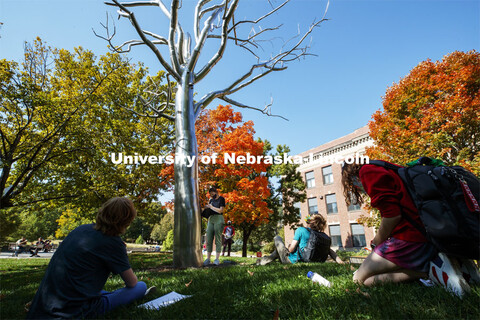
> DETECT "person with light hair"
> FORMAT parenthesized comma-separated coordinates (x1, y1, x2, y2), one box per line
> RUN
(27, 197, 155, 319)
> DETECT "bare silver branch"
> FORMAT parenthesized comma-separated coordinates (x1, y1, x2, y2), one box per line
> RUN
(106, 0, 180, 80)
(220, 96, 288, 121)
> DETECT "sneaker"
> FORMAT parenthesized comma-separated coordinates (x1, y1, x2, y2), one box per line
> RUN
(145, 286, 157, 297)
(429, 253, 471, 297)
(203, 258, 211, 266)
(459, 259, 480, 285)
(213, 259, 220, 266)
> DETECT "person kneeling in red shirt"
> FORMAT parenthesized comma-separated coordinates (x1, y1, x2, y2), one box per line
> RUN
(341, 162, 437, 286)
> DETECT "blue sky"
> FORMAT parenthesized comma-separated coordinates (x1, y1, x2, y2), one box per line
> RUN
(0, 0, 478, 156)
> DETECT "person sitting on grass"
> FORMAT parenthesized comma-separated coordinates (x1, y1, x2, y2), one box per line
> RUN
(13, 236, 28, 257)
(29, 237, 45, 257)
(258, 214, 344, 265)
(27, 197, 155, 319)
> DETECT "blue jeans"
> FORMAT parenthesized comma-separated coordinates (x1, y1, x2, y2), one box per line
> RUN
(99, 281, 147, 314)
(14, 246, 26, 256)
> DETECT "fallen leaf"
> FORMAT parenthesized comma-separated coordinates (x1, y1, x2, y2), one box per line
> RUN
(0, 294, 5, 301)
(185, 280, 193, 287)
(247, 270, 254, 276)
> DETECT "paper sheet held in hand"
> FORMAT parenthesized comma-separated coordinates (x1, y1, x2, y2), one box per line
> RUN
(138, 291, 192, 310)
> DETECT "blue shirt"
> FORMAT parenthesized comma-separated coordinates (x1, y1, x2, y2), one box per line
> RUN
(27, 224, 131, 319)
(288, 227, 311, 263)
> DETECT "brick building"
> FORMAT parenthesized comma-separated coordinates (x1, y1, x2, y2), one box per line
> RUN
(284, 125, 376, 250)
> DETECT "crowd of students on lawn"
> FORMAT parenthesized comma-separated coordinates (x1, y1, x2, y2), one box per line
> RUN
(25, 161, 479, 318)
(13, 237, 54, 257)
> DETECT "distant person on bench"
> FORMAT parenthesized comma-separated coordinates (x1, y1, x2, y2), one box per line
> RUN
(29, 238, 44, 257)
(13, 236, 28, 257)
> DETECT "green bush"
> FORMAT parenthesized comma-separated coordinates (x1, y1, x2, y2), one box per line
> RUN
(163, 230, 174, 250)
(262, 241, 275, 254)
(230, 240, 243, 252)
(336, 248, 370, 261)
(135, 235, 144, 244)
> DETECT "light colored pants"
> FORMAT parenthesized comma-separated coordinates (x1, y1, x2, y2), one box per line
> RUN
(206, 215, 225, 253)
(259, 236, 292, 265)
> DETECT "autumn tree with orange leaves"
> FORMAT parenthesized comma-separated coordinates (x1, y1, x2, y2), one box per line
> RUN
(161, 105, 272, 256)
(367, 50, 480, 175)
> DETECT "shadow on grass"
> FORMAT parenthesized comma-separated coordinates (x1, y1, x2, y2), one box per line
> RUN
(1, 253, 479, 319)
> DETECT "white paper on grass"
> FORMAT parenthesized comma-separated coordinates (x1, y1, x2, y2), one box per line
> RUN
(138, 291, 192, 310)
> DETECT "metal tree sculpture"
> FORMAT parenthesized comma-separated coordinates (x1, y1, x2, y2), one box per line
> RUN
(100, 0, 328, 268)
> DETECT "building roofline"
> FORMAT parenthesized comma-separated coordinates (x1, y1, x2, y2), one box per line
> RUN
(297, 125, 370, 157)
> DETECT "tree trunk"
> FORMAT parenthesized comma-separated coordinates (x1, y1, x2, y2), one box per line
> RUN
(241, 226, 253, 258)
(173, 70, 202, 268)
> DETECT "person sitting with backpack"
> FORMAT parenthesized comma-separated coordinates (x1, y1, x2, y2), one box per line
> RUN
(257, 214, 343, 265)
(341, 162, 442, 287)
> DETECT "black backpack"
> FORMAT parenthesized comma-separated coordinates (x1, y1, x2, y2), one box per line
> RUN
(298, 229, 331, 262)
(369, 157, 480, 260)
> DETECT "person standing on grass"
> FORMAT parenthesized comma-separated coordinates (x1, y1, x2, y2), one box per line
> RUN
(222, 221, 235, 257)
(341, 162, 441, 287)
(203, 187, 226, 266)
(27, 197, 155, 319)
(258, 214, 344, 265)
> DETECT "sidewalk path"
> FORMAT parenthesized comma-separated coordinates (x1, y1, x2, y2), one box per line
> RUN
(0, 251, 54, 259)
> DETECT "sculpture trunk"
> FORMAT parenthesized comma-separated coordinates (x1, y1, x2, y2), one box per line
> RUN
(173, 70, 202, 268)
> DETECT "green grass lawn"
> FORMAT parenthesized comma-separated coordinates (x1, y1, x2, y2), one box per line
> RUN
(1, 253, 479, 319)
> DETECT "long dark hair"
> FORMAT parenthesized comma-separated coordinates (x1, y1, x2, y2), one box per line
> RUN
(341, 163, 365, 207)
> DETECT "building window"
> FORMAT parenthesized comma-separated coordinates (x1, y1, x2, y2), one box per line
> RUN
(329, 225, 342, 248)
(325, 194, 338, 214)
(351, 223, 366, 247)
(322, 165, 333, 185)
(294, 202, 301, 219)
(305, 171, 315, 188)
(308, 197, 318, 214)
(348, 195, 361, 211)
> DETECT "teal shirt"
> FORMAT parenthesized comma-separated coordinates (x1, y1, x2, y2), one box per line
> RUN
(288, 227, 311, 263)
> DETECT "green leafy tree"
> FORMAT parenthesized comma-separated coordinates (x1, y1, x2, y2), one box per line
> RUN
(135, 235, 145, 244)
(11, 204, 62, 240)
(1, 39, 174, 239)
(248, 143, 306, 245)
(55, 206, 94, 239)
(163, 229, 174, 251)
(150, 212, 174, 243)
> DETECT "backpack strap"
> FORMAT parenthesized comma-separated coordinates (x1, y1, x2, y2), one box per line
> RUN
(367, 160, 402, 172)
(296, 228, 311, 263)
